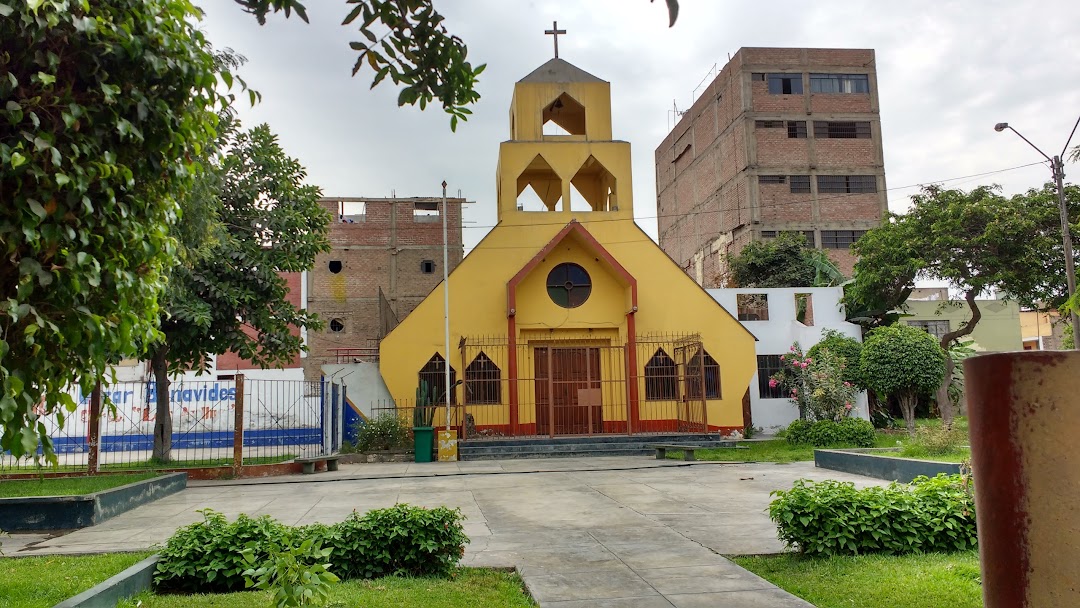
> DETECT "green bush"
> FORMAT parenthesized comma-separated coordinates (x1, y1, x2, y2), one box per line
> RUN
(242, 539, 339, 608)
(156, 510, 290, 592)
(785, 418, 875, 447)
(352, 412, 411, 452)
(769, 474, 977, 556)
(156, 505, 467, 592)
(807, 329, 865, 389)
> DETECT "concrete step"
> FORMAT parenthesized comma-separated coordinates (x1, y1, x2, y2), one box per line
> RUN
(459, 433, 726, 448)
(458, 436, 738, 461)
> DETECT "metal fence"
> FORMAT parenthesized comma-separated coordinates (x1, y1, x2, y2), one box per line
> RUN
(0, 375, 346, 474)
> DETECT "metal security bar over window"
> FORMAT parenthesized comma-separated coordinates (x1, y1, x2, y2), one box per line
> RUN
(759, 175, 787, 185)
(787, 121, 808, 139)
(821, 230, 869, 249)
(816, 175, 877, 194)
(813, 121, 872, 139)
(761, 230, 815, 245)
(757, 355, 786, 398)
(789, 175, 811, 193)
(810, 73, 870, 94)
(908, 319, 952, 340)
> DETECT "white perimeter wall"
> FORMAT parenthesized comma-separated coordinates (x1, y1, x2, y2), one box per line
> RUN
(708, 287, 869, 434)
(321, 362, 393, 419)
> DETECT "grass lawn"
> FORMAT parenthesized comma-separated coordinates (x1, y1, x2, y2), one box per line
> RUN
(0, 552, 153, 608)
(732, 551, 982, 608)
(0, 472, 160, 498)
(119, 569, 535, 607)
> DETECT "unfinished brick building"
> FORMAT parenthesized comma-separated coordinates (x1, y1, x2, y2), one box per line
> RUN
(655, 47, 889, 286)
(303, 197, 465, 379)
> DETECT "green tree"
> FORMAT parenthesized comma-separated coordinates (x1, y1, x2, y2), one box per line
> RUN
(1, 0, 232, 460)
(847, 185, 1057, 428)
(859, 324, 947, 435)
(806, 329, 864, 389)
(725, 232, 844, 288)
(230, 0, 680, 130)
(148, 121, 331, 461)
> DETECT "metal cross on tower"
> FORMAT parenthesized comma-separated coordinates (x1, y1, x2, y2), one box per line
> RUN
(545, 21, 566, 58)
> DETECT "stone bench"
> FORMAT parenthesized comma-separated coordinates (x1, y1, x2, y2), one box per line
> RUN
(647, 444, 700, 461)
(295, 455, 341, 474)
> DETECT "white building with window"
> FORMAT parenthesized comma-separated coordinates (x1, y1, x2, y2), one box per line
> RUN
(708, 286, 871, 434)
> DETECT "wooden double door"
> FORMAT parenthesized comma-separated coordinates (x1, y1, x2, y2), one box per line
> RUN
(534, 346, 603, 436)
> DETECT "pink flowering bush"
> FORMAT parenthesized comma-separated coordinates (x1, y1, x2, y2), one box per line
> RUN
(770, 343, 858, 422)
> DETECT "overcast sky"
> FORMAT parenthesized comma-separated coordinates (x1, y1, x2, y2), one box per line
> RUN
(198, 0, 1080, 251)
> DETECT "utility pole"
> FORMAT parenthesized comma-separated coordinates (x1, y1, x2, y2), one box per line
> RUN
(442, 181, 452, 429)
(995, 118, 1080, 348)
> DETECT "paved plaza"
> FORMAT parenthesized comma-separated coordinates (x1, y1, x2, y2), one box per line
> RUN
(7, 457, 884, 607)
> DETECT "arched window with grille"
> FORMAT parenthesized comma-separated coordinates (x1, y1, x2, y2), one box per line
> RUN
(685, 348, 721, 400)
(465, 352, 501, 404)
(418, 353, 457, 405)
(644, 349, 678, 401)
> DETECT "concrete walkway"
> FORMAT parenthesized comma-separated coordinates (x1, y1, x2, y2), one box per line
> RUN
(6, 458, 885, 607)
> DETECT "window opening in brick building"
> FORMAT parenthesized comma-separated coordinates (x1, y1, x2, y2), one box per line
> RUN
(813, 121, 872, 139)
(329, 318, 345, 332)
(517, 154, 563, 212)
(908, 319, 951, 340)
(810, 73, 870, 94)
(821, 230, 868, 249)
(816, 175, 877, 194)
(328, 260, 343, 274)
(413, 201, 440, 223)
(766, 74, 803, 95)
(795, 293, 814, 326)
(737, 293, 769, 321)
(686, 348, 721, 399)
(758, 175, 786, 185)
(760, 230, 815, 245)
(338, 201, 365, 223)
(757, 355, 786, 399)
(755, 120, 785, 129)
(419, 353, 457, 405)
(790, 175, 811, 193)
(464, 352, 501, 404)
(421, 260, 435, 274)
(787, 121, 807, 138)
(644, 348, 678, 401)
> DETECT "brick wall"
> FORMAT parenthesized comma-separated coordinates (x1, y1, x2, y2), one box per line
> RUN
(656, 47, 887, 289)
(303, 198, 464, 379)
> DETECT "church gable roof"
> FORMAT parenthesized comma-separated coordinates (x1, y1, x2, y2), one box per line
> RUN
(518, 58, 606, 84)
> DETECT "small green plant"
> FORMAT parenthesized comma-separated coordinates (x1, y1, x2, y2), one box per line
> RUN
(902, 425, 968, 458)
(352, 412, 411, 452)
(769, 474, 977, 556)
(243, 539, 340, 608)
(785, 418, 875, 448)
(413, 380, 436, 428)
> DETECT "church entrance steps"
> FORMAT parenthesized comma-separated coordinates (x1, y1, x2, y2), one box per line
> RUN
(458, 434, 735, 460)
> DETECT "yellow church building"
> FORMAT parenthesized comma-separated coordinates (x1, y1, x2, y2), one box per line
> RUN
(379, 57, 757, 439)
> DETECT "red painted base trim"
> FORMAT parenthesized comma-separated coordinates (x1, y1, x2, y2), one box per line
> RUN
(460, 421, 743, 439)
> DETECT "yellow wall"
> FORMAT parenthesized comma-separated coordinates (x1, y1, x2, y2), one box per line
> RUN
(904, 300, 1023, 352)
(379, 59, 757, 433)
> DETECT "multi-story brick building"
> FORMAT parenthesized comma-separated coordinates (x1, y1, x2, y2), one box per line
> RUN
(303, 196, 465, 379)
(655, 47, 889, 286)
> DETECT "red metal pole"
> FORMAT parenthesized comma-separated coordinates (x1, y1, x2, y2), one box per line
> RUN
(233, 374, 245, 472)
(965, 351, 1080, 607)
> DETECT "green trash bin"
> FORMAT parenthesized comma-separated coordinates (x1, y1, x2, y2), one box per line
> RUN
(413, 427, 434, 463)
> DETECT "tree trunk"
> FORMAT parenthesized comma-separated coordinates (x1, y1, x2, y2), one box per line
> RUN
(936, 290, 983, 431)
(937, 356, 956, 430)
(899, 392, 918, 436)
(151, 345, 172, 463)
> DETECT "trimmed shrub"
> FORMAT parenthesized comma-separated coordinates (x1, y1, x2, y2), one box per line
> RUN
(156, 510, 290, 592)
(769, 474, 977, 556)
(352, 412, 411, 452)
(785, 418, 875, 448)
(155, 504, 467, 592)
(807, 329, 865, 389)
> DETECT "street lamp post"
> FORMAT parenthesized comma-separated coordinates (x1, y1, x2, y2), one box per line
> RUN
(995, 118, 1080, 348)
